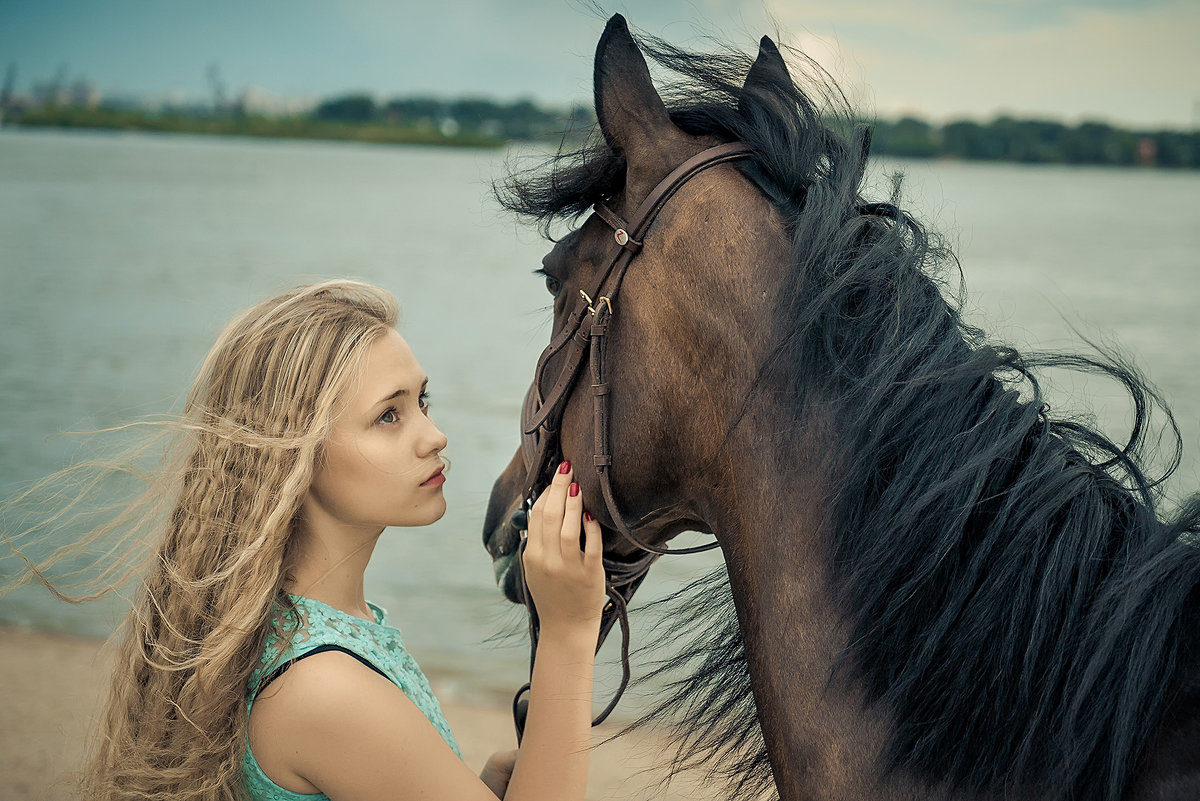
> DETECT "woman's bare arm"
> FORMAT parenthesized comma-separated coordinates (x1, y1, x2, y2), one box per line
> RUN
(248, 463, 606, 800)
(504, 462, 605, 799)
(250, 652, 501, 800)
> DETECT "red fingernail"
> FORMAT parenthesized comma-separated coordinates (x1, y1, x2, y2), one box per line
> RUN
(569, 482, 579, 497)
(558, 461, 571, 474)
(584, 511, 594, 522)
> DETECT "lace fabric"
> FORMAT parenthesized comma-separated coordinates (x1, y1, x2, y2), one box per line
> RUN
(243, 594, 462, 800)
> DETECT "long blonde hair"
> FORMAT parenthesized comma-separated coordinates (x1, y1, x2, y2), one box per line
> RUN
(8, 280, 399, 800)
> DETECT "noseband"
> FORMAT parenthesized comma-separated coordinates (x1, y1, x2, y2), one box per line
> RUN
(511, 142, 752, 741)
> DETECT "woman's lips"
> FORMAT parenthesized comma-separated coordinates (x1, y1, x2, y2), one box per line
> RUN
(421, 466, 446, 487)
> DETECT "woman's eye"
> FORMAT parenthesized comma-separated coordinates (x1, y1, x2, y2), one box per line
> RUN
(418, 391, 431, 411)
(378, 408, 398, 425)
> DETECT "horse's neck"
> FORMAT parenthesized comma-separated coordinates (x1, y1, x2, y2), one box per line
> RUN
(1125, 594, 1200, 799)
(702, 440, 934, 801)
(704, 431, 1200, 801)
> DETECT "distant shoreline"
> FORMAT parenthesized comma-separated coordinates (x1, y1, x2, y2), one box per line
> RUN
(4, 107, 508, 149)
(6, 105, 1198, 168)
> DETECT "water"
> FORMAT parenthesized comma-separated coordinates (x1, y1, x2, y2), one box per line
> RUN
(1, 128, 1197, 710)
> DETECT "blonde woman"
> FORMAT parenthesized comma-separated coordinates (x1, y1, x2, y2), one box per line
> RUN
(13, 281, 606, 800)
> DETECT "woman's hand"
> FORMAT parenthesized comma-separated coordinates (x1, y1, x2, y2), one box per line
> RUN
(480, 749, 518, 798)
(521, 461, 606, 635)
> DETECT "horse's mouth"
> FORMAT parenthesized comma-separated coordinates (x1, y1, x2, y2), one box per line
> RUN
(483, 494, 525, 604)
(491, 549, 524, 604)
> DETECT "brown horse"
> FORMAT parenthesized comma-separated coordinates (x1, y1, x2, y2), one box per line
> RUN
(483, 15, 1200, 801)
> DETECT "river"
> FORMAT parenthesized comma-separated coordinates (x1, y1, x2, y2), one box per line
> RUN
(1, 127, 1196, 708)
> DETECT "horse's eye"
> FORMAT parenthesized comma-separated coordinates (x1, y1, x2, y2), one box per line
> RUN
(534, 268, 562, 297)
(543, 274, 562, 296)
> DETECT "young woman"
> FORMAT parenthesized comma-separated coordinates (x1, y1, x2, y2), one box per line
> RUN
(15, 280, 607, 800)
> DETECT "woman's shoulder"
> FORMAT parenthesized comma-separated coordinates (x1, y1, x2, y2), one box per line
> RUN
(251, 644, 400, 725)
(248, 593, 462, 757)
(246, 648, 410, 796)
(247, 649, 486, 800)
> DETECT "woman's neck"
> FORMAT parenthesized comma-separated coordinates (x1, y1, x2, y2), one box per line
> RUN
(286, 502, 384, 622)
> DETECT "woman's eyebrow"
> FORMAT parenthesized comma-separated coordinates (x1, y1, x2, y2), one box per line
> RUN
(375, 377, 429, 406)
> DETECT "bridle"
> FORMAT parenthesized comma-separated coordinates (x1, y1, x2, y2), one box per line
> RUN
(510, 141, 753, 741)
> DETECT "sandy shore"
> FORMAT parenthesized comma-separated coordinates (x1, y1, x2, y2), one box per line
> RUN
(0, 625, 710, 800)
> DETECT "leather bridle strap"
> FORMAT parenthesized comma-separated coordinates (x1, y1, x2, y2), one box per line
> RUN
(522, 142, 753, 518)
(512, 141, 752, 743)
(582, 141, 752, 555)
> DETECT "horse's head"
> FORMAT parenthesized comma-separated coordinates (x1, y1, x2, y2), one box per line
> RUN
(483, 16, 795, 601)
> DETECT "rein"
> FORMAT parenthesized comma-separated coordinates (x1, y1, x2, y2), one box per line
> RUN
(511, 141, 753, 742)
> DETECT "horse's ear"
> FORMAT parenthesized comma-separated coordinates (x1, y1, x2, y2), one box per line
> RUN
(740, 35, 791, 115)
(593, 14, 676, 157)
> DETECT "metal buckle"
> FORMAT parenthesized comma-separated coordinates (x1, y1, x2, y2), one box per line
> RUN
(579, 289, 613, 316)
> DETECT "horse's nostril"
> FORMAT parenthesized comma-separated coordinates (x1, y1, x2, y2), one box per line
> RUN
(510, 508, 528, 530)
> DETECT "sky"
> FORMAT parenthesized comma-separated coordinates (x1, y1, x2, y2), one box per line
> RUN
(2, 0, 1197, 129)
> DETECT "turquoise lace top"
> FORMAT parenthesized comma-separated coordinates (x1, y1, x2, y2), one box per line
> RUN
(242, 594, 462, 800)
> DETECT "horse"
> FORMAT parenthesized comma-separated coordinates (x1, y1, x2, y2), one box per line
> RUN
(482, 15, 1200, 801)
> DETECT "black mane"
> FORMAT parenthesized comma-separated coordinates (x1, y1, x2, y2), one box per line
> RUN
(499, 32, 1200, 801)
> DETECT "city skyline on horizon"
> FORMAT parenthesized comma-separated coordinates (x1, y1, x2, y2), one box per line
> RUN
(3, 0, 1198, 130)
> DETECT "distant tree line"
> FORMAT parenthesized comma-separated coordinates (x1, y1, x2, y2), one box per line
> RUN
(869, 116, 1199, 168)
(303, 94, 1200, 167)
(7, 86, 1198, 167)
(313, 94, 593, 142)
(309, 93, 1200, 168)
(5, 92, 596, 148)
(12, 106, 512, 147)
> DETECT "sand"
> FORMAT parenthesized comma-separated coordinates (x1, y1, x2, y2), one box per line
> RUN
(0, 625, 710, 800)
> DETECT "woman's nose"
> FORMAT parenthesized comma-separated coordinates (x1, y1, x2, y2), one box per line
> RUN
(421, 416, 448, 455)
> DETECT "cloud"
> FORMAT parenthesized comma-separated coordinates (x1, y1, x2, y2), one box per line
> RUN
(762, 0, 1199, 126)
(4, 0, 1194, 126)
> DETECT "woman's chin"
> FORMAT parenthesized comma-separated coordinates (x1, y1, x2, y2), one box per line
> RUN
(389, 497, 448, 528)
(418, 497, 448, 526)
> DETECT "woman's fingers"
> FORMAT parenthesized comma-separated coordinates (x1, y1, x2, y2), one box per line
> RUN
(560, 478, 583, 561)
(539, 461, 573, 560)
(520, 461, 609, 628)
(524, 461, 572, 565)
(581, 509, 602, 570)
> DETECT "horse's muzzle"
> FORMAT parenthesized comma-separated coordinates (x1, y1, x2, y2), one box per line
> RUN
(483, 518, 524, 603)
(482, 451, 528, 603)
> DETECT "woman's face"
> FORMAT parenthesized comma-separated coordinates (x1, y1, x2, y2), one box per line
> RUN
(305, 329, 448, 531)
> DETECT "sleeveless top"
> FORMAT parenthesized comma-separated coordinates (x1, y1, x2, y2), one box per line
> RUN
(242, 594, 462, 800)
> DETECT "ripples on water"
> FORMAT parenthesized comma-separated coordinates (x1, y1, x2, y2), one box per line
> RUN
(1, 128, 1197, 709)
